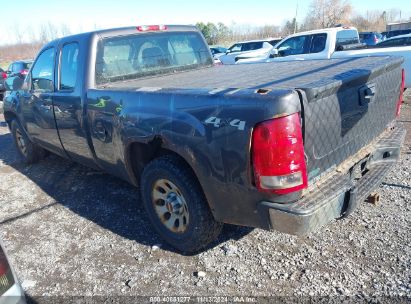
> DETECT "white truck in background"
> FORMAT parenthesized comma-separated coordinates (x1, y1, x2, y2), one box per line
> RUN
(237, 26, 411, 87)
(218, 38, 282, 64)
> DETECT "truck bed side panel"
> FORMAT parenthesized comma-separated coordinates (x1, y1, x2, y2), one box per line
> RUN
(85, 88, 302, 227)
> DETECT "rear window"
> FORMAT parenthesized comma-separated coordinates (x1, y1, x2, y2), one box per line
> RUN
(95, 31, 212, 84)
(336, 30, 359, 48)
(23, 62, 32, 70)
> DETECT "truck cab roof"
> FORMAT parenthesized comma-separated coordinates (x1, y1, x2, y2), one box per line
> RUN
(42, 25, 199, 49)
(284, 26, 357, 38)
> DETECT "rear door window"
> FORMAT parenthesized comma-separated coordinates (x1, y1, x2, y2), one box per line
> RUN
(59, 42, 79, 91)
(242, 42, 264, 51)
(309, 34, 327, 53)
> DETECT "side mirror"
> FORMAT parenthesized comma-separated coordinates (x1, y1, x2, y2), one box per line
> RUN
(226, 50, 231, 54)
(269, 49, 279, 58)
(4, 76, 24, 91)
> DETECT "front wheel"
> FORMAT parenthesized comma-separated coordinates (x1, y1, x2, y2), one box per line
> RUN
(11, 119, 47, 164)
(140, 155, 223, 253)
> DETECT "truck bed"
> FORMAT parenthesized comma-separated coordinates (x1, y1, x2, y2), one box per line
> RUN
(101, 56, 404, 183)
(102, 56, 403, 99)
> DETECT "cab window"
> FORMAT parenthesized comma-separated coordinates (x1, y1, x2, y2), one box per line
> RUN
(310, 34, 327, 53)
(242, 42, 264, 51)
(277, 35, 309, 56)
(31, 48, 55, 92)
(60, 43, 79, 91)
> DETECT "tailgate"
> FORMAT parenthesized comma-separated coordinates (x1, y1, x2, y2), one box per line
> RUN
(301, 56, 403, 182)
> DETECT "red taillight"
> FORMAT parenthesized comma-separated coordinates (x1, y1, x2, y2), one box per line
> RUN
(252, 113, 307, 195)
(137, 25, 167, 32)
(20, 69, 28, 76)
(0, 246, 14, 296)
(396, 69, 405, 117)
(1, 72, 6, 79)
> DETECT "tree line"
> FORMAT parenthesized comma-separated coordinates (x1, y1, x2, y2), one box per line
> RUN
(1, 0, 410, 67)
(197, 0, 408, 45)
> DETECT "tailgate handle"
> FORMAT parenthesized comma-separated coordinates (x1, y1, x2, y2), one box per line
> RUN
(359, 84, 376, 105)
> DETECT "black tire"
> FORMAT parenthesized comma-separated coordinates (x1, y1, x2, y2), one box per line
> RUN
(10, 119, 47, 164)
(140, 155, 223, 253)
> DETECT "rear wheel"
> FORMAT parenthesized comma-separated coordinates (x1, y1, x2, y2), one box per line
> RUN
(11, 119, 46, 164)
(140, 155, 223, 253)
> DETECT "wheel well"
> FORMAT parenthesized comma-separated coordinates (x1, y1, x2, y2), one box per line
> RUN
(128, 139, 198, 185)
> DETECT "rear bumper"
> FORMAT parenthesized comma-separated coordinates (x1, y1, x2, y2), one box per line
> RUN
(0, 283, 26, 304)
(258, 124, 406, 235)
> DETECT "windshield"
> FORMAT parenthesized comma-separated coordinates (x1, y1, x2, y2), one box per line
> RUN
(95, 31, 212, 84)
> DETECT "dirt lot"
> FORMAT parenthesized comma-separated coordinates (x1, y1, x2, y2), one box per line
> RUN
(0, 95, 410, 302)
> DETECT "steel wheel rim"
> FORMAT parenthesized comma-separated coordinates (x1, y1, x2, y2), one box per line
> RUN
(15, 129, 27, 156)
(152, 179, 189, 234)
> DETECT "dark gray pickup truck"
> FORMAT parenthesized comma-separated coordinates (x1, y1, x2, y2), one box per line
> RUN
(3, 25, 406, 253)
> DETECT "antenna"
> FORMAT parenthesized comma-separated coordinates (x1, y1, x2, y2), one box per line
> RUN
(294, 0, 298, 33)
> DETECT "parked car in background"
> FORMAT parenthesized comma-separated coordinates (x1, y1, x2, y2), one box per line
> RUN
(6, 60, 33, 78)
(375, 33, 411, 48)
(237, 27, 362, 63)
(0, 68, 7, 100)
(237, 26, 411, 88)
(210, 46, 227, 57)
(383, 29, 411, 39)
(210, 46, 227, 63)
(359, 32, 383, 45)
(219, 38, 282, 64)
(0, 239, 26, 303)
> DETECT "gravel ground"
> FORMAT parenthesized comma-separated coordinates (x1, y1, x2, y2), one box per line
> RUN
(0, 95, 410, 302)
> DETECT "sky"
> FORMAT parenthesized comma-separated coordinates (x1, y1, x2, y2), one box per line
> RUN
(0, 0, 410, 45)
